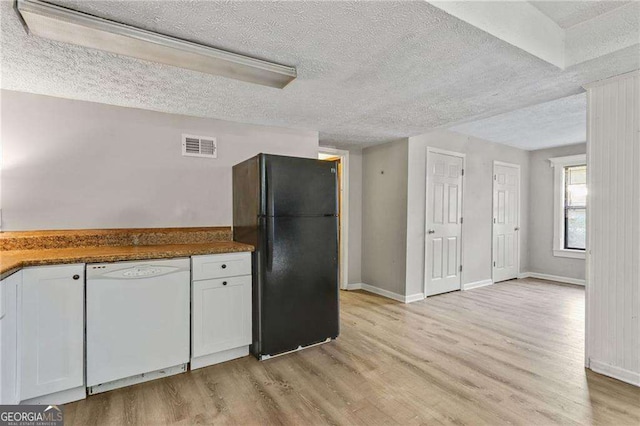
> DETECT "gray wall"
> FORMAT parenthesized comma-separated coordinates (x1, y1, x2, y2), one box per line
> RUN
(0, 90, 318, 231)
(361, 140, 408, 294)
(347, 149, 363, 284)
(405, 130, 530, 296)
(529, 143, 586, 280)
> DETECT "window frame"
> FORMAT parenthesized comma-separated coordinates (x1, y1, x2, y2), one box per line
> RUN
(550, 154, 587, 259)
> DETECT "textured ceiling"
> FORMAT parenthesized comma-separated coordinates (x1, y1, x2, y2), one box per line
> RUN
(530, 1, 631, 28)
(1, 0, 639, 148)
(450, 93, 586, 151)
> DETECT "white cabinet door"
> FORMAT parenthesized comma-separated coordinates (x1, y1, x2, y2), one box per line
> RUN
(1, 271, 21, 404)
(192, 275, 252, 357)
(20, 264, 84, 401)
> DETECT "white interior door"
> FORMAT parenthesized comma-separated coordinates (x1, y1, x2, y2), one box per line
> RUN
(492, 162, 520, 283)
(425, 151, 463, 296)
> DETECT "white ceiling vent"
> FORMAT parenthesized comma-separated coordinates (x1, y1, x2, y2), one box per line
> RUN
(182, 134, 217, 158)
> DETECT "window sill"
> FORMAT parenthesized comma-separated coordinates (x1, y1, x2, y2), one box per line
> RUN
(553, 249, 586, 259)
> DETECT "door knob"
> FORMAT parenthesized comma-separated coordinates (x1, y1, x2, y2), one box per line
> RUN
(427, 229, 435, 234)
(514, 227, 520, 231)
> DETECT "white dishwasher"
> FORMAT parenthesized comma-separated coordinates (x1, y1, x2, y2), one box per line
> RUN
(86, 258, 190, 394)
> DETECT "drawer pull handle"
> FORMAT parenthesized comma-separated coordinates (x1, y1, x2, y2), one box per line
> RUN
(222, 281, 228, 286)
(73, 274, 80, 280)
(221, 264, 227, 269)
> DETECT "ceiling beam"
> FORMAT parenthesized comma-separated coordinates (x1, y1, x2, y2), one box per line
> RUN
(565, 2, 640, 68)
(428, 1, 565, 69)
(428, 1, 639, 70)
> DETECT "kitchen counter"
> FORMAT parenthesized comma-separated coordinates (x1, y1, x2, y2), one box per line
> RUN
(0, 227, 254, 280)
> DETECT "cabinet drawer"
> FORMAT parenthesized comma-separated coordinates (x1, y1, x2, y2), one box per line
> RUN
(191, 252, 251, 280)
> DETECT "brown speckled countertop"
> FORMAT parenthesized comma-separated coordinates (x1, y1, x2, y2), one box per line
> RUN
(0, 227, 253, 280)
(0, 227, 233, 251)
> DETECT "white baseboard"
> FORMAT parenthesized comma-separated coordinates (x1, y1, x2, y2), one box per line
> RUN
(405, 292, 426, 303)
(518, 272, 585, 286)
(347, 283, 424, 304)
(589, 359, 640, 387)
(360, 283, 406, 303)
(463, 279, 493, 291)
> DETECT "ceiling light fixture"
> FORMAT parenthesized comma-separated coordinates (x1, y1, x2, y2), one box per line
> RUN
(16, 0, 297, 88)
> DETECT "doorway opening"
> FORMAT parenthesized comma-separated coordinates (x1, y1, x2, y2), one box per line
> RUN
(319, 148, 349, 290)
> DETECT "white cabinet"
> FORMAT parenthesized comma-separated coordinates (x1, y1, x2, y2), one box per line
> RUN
(20, 264, 85, 404)
(1, 271, 21, 404)
(191, 253, 252, 369)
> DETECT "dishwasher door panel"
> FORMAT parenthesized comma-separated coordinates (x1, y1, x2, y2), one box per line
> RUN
(86, 259, 190, 387)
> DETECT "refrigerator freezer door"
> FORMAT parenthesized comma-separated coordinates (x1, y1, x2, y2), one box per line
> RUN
(263, 155, 337, 217)
(257, 216, 339, 357)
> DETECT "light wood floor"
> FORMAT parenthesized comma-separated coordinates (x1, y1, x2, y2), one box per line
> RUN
(66, 279, 640, 425)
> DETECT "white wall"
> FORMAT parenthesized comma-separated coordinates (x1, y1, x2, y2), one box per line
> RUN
(586, 71, 640, 386)
(361, 140, 408, 295)
(0, 90, 318, 231)
(405, 130, 530, 296)
(529, 143, 586, 281)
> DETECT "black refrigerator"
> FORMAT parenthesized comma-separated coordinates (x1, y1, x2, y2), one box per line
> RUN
(232, 154, 340, 360)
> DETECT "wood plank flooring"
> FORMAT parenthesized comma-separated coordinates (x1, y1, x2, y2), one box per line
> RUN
(65, 279, 640, 425)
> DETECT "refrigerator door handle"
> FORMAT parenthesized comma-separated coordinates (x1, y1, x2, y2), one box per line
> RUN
(265, 161, 275, 217)
(267, 216, 275, 271)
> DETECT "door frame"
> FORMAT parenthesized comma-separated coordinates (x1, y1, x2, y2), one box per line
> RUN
(491, 161, 521, 283)
(318, 147, 349, 290)
(424, 147, 466, 298)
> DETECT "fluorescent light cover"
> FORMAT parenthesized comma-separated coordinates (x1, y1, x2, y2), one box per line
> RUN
(16, 0, 297, 88)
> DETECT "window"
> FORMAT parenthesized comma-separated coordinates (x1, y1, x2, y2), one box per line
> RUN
(564, 165, 586, 250)
(550, 154, 587, 259)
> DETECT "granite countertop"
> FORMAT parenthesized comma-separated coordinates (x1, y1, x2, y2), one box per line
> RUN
(0, 228, 254, 280)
